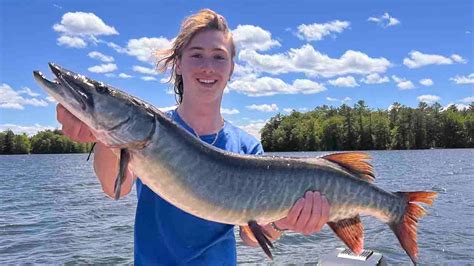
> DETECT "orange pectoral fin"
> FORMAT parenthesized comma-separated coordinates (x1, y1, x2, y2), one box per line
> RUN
(328, 215, 364, 255)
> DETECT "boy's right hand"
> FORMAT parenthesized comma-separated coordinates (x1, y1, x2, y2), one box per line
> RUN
(56, 104, 96, 143)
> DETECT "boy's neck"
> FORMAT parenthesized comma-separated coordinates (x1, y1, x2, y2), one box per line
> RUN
(176, 101, 224, 136)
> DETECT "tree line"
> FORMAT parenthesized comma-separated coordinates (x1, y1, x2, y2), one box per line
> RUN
(261, 101, 474, 152)
(0, 129, 93, 154)
(2, 100, 472, 154)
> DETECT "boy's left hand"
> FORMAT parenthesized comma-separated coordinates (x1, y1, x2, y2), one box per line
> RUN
(274, 191, 330, 235)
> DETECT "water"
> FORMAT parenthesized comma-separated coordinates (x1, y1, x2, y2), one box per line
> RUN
(0, 149, 473, 264)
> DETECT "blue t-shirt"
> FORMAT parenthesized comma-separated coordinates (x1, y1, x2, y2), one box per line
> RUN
(135, 110, 264, 265)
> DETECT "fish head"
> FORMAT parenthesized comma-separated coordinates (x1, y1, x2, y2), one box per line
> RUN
(33, 63, 156, 148)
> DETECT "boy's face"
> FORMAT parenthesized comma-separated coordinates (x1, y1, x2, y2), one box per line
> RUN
(177, 29, 234, 105)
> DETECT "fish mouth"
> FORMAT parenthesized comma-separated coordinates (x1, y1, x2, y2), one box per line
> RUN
(33, 63, 94, 111)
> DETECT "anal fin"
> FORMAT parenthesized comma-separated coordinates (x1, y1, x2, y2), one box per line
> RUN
(328, 215, 364, 255)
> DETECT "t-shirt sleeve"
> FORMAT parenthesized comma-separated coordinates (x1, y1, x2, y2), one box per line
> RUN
(249, 141, 264, 155)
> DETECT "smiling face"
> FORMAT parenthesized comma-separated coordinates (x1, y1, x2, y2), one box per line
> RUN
(176, 29, 234, 105)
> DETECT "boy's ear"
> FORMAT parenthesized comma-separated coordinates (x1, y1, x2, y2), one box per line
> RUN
(229, 61, 234, 80)
(176, 58, 182, 75)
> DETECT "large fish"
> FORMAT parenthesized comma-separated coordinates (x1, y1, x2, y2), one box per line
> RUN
(33, 63, 436, 264)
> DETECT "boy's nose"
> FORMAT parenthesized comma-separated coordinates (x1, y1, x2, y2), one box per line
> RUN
(199, 59, 215, 73)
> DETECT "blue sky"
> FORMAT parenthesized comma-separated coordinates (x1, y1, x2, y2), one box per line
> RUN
(1, 0, 473, 138)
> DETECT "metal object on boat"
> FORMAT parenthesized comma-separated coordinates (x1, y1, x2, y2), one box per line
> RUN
(319, 248, 386, 265)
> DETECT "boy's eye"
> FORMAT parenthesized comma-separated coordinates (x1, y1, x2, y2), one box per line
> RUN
(214, 55, 225, 60)
(191, 54, 202, 58)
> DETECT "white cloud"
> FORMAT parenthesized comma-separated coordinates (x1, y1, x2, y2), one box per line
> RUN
(88, 51, 114, 62)
(450, 73, 474, 84)
(292, 79, 327, 94)
(88, 63, 117, 73)
(442, 103, 469, 111)
(236, 120, 267, 140)
(326, 96, 351, 103)
(118, 73, 133, 79)
(361, 73, 390, 84)
(232, 25, 280, 51)
(398, 81, 415, 90)
(392, 75, 415, 90)
(417, 94, 440, 104)
(18, 87, 40, 97)
(53, 12, 118, 36)
(57, 35, 87, 48)
(246, 103, 278, 112)
(106, 42, 127, 53)
(419, 78, 434, 86)
(141, 76, 157, 81)
(0, 124, 56, 136)
(403, 51, 467, 69)
(158, 105, 178, 112)
(46, 96, 57, 103)
(221, 108, 240, 115)
(120, 37, 172, 64)
(232, 63, 254, 77)
(238, 44, 391, 77)
(368, 12, 400, 28)
(450, 54, 467, 63)
(228, 75, 326, 97)
(133, 65, 158, 75)
(328, 76, 359, 87)
(459, 96, 474, 103)
(0, 84, 49, 110)
(297, 20, 350, 41)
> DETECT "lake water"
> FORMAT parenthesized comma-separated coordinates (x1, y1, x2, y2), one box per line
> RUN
(1, 149, 473, 264)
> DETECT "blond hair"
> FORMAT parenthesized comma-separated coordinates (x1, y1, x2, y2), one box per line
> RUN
(156, 9, 236, 104)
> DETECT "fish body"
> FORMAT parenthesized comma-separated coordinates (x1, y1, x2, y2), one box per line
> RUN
(33, 63, 436, 264)
(134, 125, 399, 226)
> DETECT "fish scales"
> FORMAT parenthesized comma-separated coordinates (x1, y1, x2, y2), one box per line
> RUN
(134, 115, 401, 225)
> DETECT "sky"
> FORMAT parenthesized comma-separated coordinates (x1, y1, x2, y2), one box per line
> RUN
(0, 0, 473, 138)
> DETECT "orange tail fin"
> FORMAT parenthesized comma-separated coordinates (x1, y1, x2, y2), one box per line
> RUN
(390, 191, 437, 264)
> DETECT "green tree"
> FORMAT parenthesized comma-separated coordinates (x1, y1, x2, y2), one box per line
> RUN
(260, 100, 472, 151)
(354, 100, 373, 149)
(371, 110, 390, 150)
(439, 105, 466, 148)
(12, 133, 30, 154)
(260, 114, 282, 151)
(320, 115, 344, 151)
(2, 130, 15, 154)
(0, 132, 5, 153)
(339, 104, 357, 150)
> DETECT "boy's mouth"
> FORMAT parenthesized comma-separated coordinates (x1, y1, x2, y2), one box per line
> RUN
(197, 78, 217, 85)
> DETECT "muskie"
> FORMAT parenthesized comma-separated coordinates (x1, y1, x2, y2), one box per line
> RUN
(34, 63, 436, 264)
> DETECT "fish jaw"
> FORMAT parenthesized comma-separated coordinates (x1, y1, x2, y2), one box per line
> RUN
(33, 63, 157, 148)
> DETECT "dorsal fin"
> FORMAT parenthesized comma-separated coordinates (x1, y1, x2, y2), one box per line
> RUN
(322, 152, 375, 182)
